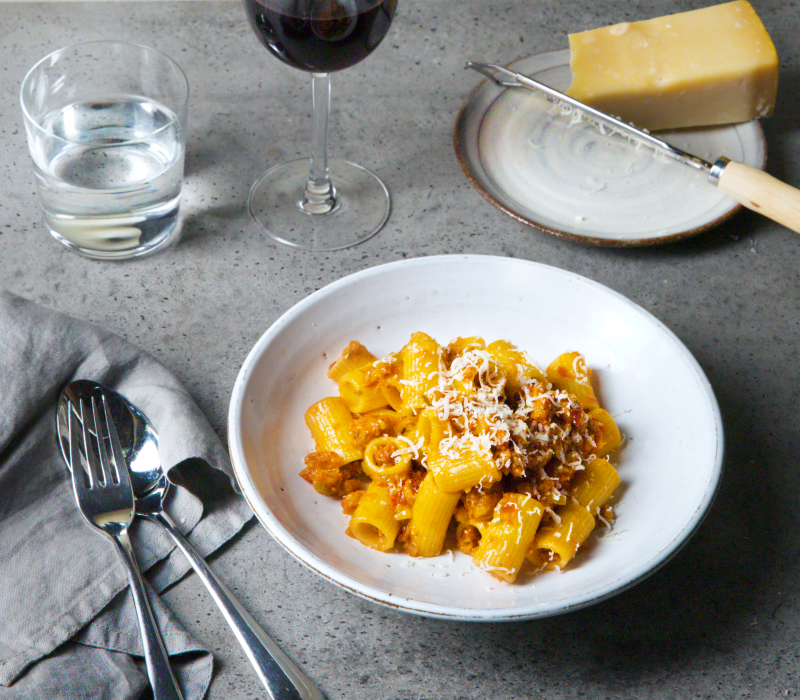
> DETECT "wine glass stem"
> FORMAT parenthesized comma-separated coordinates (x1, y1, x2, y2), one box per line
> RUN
(302, 72, 337, 215)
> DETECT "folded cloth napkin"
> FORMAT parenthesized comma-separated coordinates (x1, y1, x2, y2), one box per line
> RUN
(0, 291, 253, 699)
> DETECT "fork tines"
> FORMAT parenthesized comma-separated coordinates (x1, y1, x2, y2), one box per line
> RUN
(69, 395, 131, 492)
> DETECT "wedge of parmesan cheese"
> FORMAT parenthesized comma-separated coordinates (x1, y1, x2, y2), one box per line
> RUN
(565, 0, 778, 131)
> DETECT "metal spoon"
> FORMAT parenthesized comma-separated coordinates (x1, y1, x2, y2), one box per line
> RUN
(57, 380, 325, 700)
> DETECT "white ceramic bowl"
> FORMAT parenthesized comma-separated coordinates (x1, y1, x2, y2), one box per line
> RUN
(228, 255, 724, 620)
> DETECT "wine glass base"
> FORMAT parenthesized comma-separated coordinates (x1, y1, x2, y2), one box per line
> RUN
(248, 158, 390, 251)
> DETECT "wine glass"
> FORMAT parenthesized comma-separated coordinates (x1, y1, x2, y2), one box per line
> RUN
(243, 0, 398, 251)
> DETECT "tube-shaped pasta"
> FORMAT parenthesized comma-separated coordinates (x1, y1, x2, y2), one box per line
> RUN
(349, 482, 400, 552)
(589, 408, 622, 457)
(446, 336, 486, 356)
(374, 352, 404, 411)
(327, 341, 376, 382)
(404, 473, 461, 557)
(416, 408, 445, 448)
(570, 457, 620, 515)
(531, 502, 595, 570)
(427, 439, 500, 493)
(455, 521, 482, 555)
(362, 436, 413, 478)
(339, 364, 389, 414)
(486, 339, 545, 394)
(473, 494, 544, 583)
(304, 397, 363, 463)
(546, 351, 599, 410)
(400, 332, 440, 415)
(402, 410, 431, 455)
(380, 377, 404, 412)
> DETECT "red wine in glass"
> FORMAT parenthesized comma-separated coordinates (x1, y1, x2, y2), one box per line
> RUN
(244, 0, 396, 73)
(243, 0, 398, 250)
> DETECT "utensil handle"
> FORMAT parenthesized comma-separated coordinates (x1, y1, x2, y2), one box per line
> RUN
(714, 159, 800, 234)
(150, 512, 325, 700)
(115, 532, 185, 700)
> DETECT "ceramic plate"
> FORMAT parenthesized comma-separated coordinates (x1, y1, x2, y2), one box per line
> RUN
(454, 50, 767, 246)
(228, 255, 724, 620)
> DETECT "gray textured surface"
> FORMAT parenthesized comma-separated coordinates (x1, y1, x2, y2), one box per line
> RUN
(2, 0, 800, 698)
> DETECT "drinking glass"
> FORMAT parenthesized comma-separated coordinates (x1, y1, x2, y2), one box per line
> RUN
(20, 41, 188, 260)
(243, 0, 398, 251)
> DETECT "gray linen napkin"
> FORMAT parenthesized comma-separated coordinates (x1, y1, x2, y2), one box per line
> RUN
(0, 291, 253, 699)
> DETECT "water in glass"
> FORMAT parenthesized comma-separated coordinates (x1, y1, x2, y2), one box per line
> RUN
(32, 98, 184, 256)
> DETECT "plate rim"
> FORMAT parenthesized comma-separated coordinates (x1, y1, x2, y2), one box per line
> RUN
(228, 254, 726, 620)
(453, 49, 767, 247)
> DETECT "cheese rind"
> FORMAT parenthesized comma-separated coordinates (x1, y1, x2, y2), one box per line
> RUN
(565, 0, 778, 132)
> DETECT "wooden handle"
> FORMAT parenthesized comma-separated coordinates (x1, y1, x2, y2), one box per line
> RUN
(716, 160, 800, 234)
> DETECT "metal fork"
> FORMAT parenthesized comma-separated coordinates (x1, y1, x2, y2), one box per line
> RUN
(69, 396, 184, 700)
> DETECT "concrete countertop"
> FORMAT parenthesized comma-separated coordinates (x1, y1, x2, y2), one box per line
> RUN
(2, 0, 800, 698)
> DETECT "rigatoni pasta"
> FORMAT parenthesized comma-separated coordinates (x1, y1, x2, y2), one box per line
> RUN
(472, 494, 545, 582)
(404, 473, 461, 557)
(299, 335, 623, 583)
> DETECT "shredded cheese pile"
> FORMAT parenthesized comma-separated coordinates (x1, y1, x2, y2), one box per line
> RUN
(417, 346, 596, 506)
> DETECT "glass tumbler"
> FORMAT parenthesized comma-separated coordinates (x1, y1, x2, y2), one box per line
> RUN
(20, 41, 189, 260)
